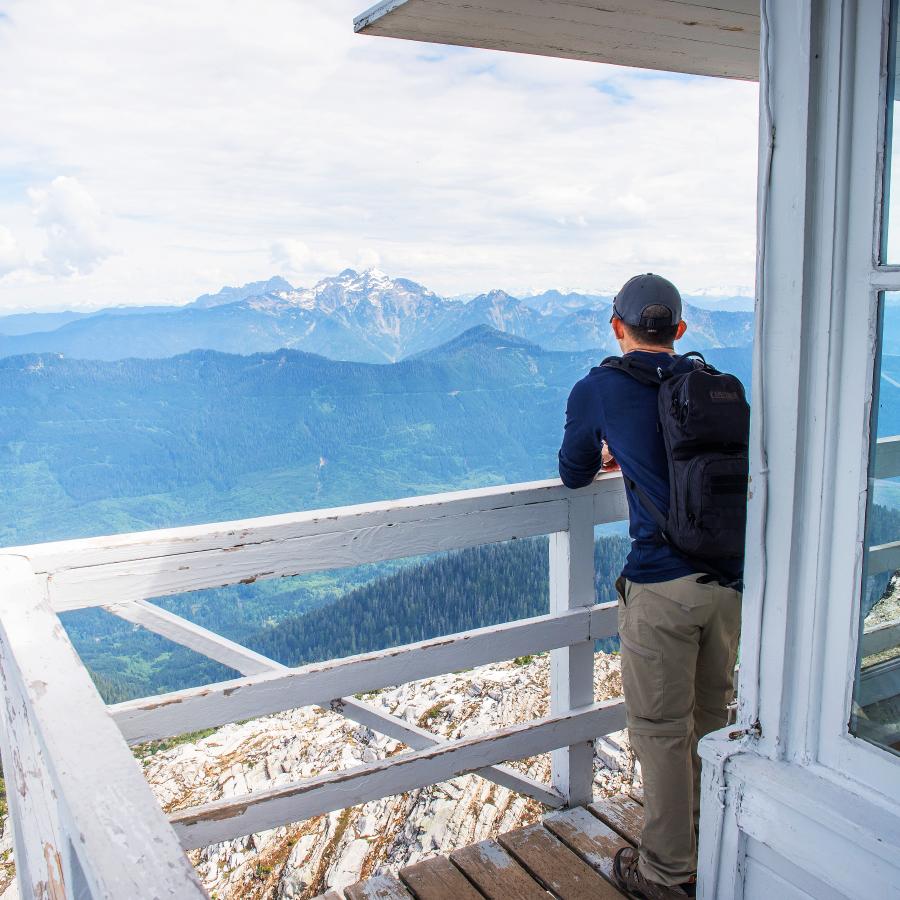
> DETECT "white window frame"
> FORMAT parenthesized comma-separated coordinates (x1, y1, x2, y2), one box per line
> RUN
(814, 0, 900, 796)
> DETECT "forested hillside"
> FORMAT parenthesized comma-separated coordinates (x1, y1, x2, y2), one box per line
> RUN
(249, 536, 630, 667)
(0, 330, 585, 546)
(0, 329, 752, 548)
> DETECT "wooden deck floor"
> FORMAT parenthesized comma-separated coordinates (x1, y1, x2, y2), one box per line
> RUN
(316, 791, 645, 900)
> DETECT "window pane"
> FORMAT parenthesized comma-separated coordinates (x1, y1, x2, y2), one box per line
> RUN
(852, 293, 900, 754)
(883, 0, 900, 261)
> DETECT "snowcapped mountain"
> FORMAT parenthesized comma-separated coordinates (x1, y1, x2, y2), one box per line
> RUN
(0, 269, 755, 363)
(521, 289, 611, 317)
(190, 275, 294, 309)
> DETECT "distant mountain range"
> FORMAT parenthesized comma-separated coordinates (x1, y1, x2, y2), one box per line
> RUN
(0, 269, 755, 363)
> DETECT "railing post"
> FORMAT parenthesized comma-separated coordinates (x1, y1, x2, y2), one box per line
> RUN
(549, 493, 596, 807)
(0, 558, 69, 896)
(0, 555, 208, 899)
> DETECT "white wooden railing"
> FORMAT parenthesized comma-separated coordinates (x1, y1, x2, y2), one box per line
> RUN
(0, 473, 630, 899)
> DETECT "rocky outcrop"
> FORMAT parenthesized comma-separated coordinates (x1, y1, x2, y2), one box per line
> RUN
(139, 652, 631, 899)
(0, 653, 631, 899)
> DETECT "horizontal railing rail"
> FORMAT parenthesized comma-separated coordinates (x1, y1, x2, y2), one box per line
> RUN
(860, 618, 900, 657)
(6, 474, 627, 611)
(112, 601, 619, 743)
(172, 698, 626, 850)
(0, 473, 630, 875)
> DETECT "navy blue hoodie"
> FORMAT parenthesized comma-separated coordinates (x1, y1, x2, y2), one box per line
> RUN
(559, 351, 741, 584)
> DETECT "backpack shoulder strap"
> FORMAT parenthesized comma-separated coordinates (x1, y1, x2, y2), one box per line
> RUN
(599, 355, 662, 387)
(602, 351, 712, 384)
(655, 351, 712, 379)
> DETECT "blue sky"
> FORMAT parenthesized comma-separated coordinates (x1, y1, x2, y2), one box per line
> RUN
(0, 0, 759, 312)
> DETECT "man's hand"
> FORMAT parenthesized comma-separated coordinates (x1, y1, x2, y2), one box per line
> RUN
(601, 442, 620, 471)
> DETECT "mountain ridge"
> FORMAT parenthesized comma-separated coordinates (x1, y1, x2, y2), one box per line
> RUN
(0, 269, 755, 364)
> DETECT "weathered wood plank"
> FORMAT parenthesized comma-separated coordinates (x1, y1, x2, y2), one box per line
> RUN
(169, 699, 626, 849)
(345, 873, 413, 899)
(590, 601, 619, 642)
(449, 840, 547, 900)
(0, 572, 69, 897)
(588, 796, 646, 846)
(354, 0, 760, 81)
(333, 696, 564, 809)
(19, 478, 566, 568)
(363, 0, 760, 48)
(112, 606, 604, 744)
(356, 0, 760, 35)
(399, 854, 485, 899)
(105, 598, 287, 676)
(498, 823, 620, 899)
(0, 556, 207, 898)
(359, 21, 759, 79)
(49, 501, 569, 609)
(550, 493, 596, 806)
(29, 477, 624, 611)
(14, 481, 546, 567)
(15, 475, 624, 572)
(544, 806, 630, 884)
(593, 478, 629, 526)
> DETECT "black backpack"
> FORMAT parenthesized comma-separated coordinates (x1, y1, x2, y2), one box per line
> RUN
(601, 351, 750, 577)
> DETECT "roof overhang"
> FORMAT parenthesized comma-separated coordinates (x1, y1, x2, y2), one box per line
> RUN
(354, 0, 760, 82)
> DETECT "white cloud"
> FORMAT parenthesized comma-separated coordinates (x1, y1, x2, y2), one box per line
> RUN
(270, 238, 313, 274)
(356, 247, 381, 271)
(269, 239, 352, 278)
(0, 1, 759, 311)
(0, 226, 24, 277)
(28, 176, 112, 277)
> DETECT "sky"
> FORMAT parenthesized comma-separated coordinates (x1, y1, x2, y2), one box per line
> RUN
(0, 1, 759, 313)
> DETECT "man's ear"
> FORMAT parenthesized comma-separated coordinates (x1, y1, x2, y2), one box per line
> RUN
(675, 320, 688, 341)
(611, 318, 626, 340)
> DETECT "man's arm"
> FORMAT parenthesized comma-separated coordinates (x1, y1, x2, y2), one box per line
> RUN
(558, 377, 604, 488)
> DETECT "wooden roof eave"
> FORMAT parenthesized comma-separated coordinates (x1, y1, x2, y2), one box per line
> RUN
(354, 0, 761, 82)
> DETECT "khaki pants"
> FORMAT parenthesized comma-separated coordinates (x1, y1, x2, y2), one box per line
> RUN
(616, 574, 741, 886)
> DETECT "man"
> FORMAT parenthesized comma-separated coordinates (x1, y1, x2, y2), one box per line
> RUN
(558, 273, 743, 900)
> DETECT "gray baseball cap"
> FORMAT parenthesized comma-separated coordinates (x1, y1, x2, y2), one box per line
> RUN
(612, 273, 682, 329)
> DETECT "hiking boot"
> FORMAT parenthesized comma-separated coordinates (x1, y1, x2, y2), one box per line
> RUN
(613, 847, 690, 899)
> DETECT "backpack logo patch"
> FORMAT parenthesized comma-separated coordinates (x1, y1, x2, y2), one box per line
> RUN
(710, 390, 739, 402)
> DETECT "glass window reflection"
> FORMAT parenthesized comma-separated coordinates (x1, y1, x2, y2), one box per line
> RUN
(883, 0, 900, 262)
(852, 293, 900, 754)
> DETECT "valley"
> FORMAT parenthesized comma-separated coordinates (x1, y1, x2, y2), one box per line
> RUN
(0, 271, 763, 703)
